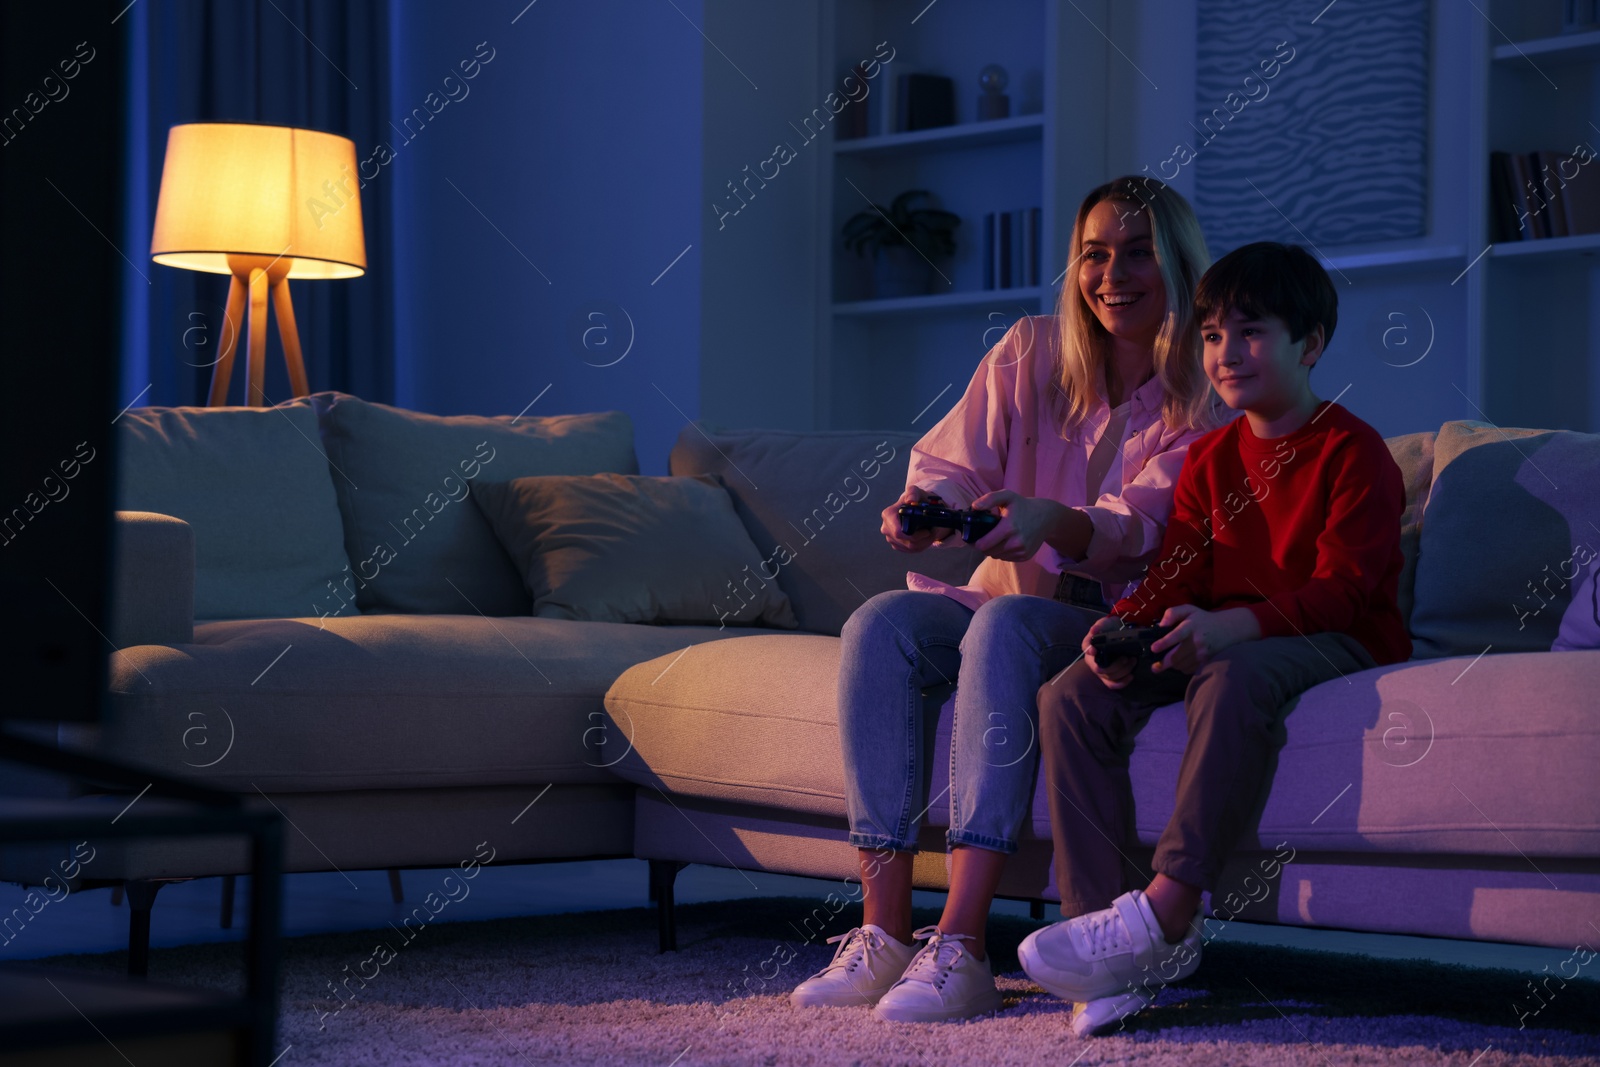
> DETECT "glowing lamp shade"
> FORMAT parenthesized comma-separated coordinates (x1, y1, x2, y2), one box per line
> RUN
(151, 122, 365, 279)
(150, 122, 367, 405)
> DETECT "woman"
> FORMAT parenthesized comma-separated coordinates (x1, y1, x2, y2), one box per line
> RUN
(790, 177, 1221, 1022)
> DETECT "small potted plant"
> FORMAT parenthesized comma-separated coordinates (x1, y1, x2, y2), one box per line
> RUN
(842, 189, 960, 299)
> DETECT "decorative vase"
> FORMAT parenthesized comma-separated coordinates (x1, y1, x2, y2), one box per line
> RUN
(871, 244, 936, 299)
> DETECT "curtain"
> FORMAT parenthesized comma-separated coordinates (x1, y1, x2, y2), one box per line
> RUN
(120, 0, 395, 408)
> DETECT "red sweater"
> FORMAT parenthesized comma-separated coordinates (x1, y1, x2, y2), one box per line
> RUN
(1113, 401, 1411, 666)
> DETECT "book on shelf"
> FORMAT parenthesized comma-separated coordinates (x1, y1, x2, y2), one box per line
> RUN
(983, 208, 1043, 289)
(873, 65, 904, 137)
(1511, 154, 1546, 239)
(1560, 151, 1600, 236)
(1534, 151, 1571, 238)
(836, 62, 871, 140)
(1491, 148, 1600, 241)
(1490, 152, 1518, 243)
(982, 213, 994, 289)
(897, 73, 954, 132)
(1562, 0, 1600, 33)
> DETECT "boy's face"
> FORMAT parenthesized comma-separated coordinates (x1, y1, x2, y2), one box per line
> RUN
(1201, 308, 1322, 416)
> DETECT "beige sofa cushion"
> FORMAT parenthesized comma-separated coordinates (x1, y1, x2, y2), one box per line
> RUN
(607, 634, 1600, 857)
(102, 614, 741, 792)
(605, 634, 848, 817)
(473, 473, 797, 628)
(669, 425, 981, 636)
(115, 403, 350, 620)
(310, 392, 640, 617)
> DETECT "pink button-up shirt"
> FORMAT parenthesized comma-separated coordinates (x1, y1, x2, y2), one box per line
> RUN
(905, 315, 1215, 610)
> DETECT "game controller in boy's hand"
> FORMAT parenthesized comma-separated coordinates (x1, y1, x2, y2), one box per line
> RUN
(1089, 623, 1177, 668)
(896, 503, 1003, 545)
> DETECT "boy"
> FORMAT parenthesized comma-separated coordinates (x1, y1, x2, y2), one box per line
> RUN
(1018, 242, 1410, 1034)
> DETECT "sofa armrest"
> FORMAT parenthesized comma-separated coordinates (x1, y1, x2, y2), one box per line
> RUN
(111, 510, 195, 646)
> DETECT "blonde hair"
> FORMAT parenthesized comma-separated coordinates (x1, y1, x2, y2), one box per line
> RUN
(1051, 176, 1216, 438)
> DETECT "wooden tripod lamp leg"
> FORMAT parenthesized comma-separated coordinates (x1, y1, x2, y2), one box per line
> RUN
(208, 272, 249, 407)
(245, 267, 271, 407)
(271, 276, 310, 397)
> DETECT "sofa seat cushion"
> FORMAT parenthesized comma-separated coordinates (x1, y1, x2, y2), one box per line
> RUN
(100, 615, 743, 792)
(606, 634, 849, 816)
(606, 636, 1600, 858)
(1129, 650, 1600, 856)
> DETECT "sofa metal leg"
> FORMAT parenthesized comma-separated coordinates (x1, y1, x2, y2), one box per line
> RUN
(220, 875, 236, 929)
(650, 861, 682, 953)
(123, 880, 165, 978)
(1029, 900, 1046, 921)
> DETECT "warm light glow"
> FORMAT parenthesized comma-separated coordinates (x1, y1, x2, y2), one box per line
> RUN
(150, 122, 366, 280)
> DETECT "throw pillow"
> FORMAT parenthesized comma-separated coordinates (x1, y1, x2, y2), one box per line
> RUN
(115, 402, 349, 620)
(1553, 561, 1600, 651)
(1383, 430, 1436, 633)
(1409, 420, 1600, 657)
(668, 425, 981, 635)
(308, 392, 639, 617)
(472, 473, 799, 628)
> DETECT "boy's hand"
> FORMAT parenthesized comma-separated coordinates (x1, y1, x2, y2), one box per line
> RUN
(1149, 605, 1263, 673)
(1082, 614, 1137, 689)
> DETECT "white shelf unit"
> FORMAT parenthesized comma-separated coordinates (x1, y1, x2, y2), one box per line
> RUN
(816, 0, 1108, 430)
(832, 114, 1047, 157)
(834, 286, 1048, 317)
(1492, 232, 1600, 259)
(1491, 27, 1600, 65)
(1478, 0, 1600, 431)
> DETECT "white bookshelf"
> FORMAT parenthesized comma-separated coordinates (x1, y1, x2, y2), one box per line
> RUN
(1478, 0, 1600, 431)
(816, 0, 1107, 430)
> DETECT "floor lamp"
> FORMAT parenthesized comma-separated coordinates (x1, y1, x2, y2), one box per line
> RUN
(150, 122, 367, 407)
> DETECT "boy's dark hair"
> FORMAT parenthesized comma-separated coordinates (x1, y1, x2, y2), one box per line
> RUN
(1194, 242, 1337, 348)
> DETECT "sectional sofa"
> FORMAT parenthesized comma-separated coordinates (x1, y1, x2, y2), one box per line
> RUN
(2, 391, 1596, 963)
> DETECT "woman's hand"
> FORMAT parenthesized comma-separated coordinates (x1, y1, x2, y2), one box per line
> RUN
(967, 490, 1070, 562)
(1082, 614, 1136, 689)
(881, 485, 952, 553)
(1148, 605, 1262, 673)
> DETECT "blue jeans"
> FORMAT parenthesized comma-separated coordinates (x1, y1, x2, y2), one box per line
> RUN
(838, 590, 1101, 855)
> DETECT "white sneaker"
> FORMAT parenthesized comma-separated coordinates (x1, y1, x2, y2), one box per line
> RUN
(790, 924, 917, 1008)
(1017, 889, 1201, 1004)
(872, 926, 1004, 1023)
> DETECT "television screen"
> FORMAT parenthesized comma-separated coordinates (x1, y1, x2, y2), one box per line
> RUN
(0, 4, 123, 724)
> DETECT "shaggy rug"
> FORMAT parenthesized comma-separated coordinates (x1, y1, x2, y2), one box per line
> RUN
(36, 898, 1600, 1066)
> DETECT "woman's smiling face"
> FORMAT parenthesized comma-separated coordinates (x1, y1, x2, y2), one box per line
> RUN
(1077, 199, 1168, 349)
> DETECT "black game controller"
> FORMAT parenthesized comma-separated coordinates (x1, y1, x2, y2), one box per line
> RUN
(897, 503, 1002, 544)
(1089, 623, 1177, 668)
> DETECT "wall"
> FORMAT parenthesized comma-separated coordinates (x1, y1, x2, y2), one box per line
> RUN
(698, 1, 824, 432)
(390, 0, 704, 473)
(1107, 0, 1488, 440)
